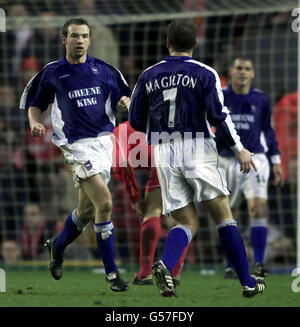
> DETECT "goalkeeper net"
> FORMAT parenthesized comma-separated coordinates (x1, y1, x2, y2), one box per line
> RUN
(0, 0, 297, 272)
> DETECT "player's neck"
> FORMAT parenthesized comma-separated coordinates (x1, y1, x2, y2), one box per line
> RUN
(66, 53, 87, 64)
(231, 83, 251, 95)
(169, 50, 193, 57)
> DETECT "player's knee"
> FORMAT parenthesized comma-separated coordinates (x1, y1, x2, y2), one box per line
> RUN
(248, 204, 267, 218)
(77, 207, 95, 222)
(185, 219, 198, 237)
(144, 208, 162, 220)
(96, 198, 113, 216)
(231, 208, 239, 218)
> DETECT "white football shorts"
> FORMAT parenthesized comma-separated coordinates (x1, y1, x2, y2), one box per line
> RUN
(219, 153, 270, 208)
(154, 137, 230, 215)
(60, 134, 113, 188)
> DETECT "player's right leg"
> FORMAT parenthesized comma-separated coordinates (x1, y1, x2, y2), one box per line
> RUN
(218, 156, 242, 279)
(203, 195, 266, 298)
(247, 197, 269, 277)
(44, 188, 93, 280)
(81, 173, 128, 292)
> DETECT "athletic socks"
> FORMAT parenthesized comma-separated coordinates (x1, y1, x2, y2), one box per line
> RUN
(172, 245, 189, 277)
(218, 219, 256, 288)
(94, 220, 118, 275)
(161, 225, 192, 274)
(137, 216, 161, 279)
(225, 254, 234, 269)
(250, 218, 267, 264)
(54, 209, 87, 255)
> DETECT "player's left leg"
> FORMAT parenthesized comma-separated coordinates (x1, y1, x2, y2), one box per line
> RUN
(203, 195, 266, 297)
(247, 197, 269, 277)
(152, 202, 197, 297)
(133, 188, 162, 284)
(81, 173, 128, 292)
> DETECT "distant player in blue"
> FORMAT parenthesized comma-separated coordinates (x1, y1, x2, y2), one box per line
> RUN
(20, 18, 130, 292)
(129, 19, 266, 298)
(215, 57, 284, 278)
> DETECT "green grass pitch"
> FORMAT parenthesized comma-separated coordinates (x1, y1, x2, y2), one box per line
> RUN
(0, 268, 299, 307)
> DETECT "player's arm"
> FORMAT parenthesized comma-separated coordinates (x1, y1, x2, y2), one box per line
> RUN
(204, 71, 256, 173)
(128, 75, 149, 133)
(111, 66, 131, 112)
(20, 67, 54, 137)
(262, 96, 284, 186)
(28, 106, 46, 137)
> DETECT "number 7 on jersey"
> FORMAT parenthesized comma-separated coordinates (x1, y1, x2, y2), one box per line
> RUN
(163, 87, 177, 128)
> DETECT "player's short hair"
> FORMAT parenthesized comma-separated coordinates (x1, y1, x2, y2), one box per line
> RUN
(62, 18, 91, 37)
(167, 19, 197, 52)
(230, 56, 254, 68)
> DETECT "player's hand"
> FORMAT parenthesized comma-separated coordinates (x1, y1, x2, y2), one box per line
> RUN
(273, 164, 284, 187)
(117, 96, 131, 112)
(235, 148, 257, 174)
(30, 122, 46, 137)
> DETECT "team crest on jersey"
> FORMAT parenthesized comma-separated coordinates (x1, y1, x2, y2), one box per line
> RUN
(90, 63, 100, 75)
(59, 74, 71, 79)
(84, 160, 93, 171)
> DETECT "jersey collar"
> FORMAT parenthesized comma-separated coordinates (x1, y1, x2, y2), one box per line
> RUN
(62, 54, 92, 65)
(228, 84, 254, 95)
(164, 55, 193, 61)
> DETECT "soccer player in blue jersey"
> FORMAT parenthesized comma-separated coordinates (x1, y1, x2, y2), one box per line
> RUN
(20, 18, 131, 292)
(129, 19, 266, 298)
(215, 57, 284, 279)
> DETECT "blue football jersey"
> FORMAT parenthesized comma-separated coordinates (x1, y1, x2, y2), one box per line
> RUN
(215, 85, 280, 163)
(20, 55, 130, 146)
(129, 55, 243, 153)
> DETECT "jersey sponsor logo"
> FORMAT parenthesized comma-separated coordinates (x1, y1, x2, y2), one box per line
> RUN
(68, 86, 101, 108)
(145, 74, 197, 94)
(231, 114, 255, 130)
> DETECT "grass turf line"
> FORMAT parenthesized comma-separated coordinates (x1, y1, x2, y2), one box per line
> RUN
(0, 270, 298, 307)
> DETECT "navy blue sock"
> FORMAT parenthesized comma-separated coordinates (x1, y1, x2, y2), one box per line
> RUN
(250, 218, 267, 264)
(161, 226, 191, 273)
(218, 219, 255, 287)
(225, 255, 233, 269)
(94, 221, 117, 275)
(54, 210, 84, 255)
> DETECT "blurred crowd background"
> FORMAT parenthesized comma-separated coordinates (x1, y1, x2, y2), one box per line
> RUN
(0, 0, 297, 271)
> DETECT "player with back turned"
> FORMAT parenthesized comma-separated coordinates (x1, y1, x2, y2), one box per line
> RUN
(129, 19, 266, 298)
(215, 57, 284, 279)
(20, 18, 130, 292)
